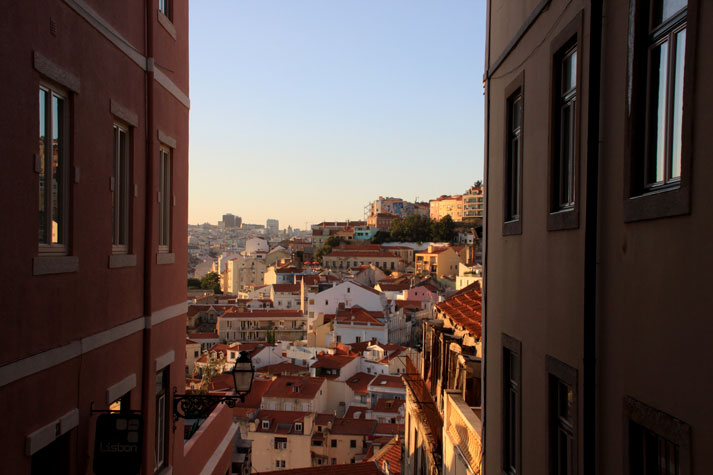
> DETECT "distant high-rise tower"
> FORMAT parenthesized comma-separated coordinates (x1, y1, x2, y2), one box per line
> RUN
(266, 218, 279, 233)
(222, 213, 241, 228)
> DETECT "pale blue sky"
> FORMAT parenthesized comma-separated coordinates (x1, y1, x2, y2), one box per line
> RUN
(189, 0, 486, 228)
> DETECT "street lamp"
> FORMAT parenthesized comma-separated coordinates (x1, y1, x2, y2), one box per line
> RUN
(173, 351, 255, 422)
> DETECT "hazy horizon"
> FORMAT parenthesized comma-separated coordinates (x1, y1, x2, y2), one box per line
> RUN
(189, 0, 487, 228)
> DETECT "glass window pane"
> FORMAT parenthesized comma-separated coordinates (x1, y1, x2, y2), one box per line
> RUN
(112, 126, 118, 244)
(647, 41, 669, 185)
(51, 95, 64, 244)
(39, 89, 47, 243)
(563, 50, 577, 94)
(118, 129, 128, 245)
(670, 29, 685, 180)
(654, 0, 687, 26)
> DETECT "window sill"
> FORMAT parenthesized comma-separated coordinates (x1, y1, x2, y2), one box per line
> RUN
(109, 254, 137, 268)
(547, 208, 579, 231)
(624, 186, 690, 222)
(157, 11, 176, 40)
(33, 255, 79, 275)
(502, 219, 522, 236)
(156, 253, 175, 265)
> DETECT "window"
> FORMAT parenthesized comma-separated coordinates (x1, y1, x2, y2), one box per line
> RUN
(295, 422, 303, 432)
(112, 124, 130, 253)
(624, 396, 690, 475)
(546, 355, 577, 475)
(38, 85, 69, 253)
(548, 14, 582, 231)
(502, 334, 521, 475)
(158, 146, 172, 251)
(109, 391, 131, 413)
(332, 458, 337, 465)
(159, 0, 171, 19)
(625, 0, 695, 221)
(331, 439, 337, 448)
(262, 420, 270, 430)
(355, 336, 361, 343)
(504, 80, 523, 234)
(31, 431, 71, 475)
(274, 437, 287, 449)
(155, 369, 168, 471)
(350, 439, 357, 448)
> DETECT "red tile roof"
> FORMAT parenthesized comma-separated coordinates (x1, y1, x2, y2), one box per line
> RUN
(371, 436, 402, 475)
(220, 308, 303, 319)
(311, 354, 357, 369)
(374, 423, 405, 436)
(329, 251, 398, 258)
(369, 375, 405, 389)
(327, 307, 385, 327)
(377, 283, 410, 292)
(330, 418, 377, 435)
(436, 281, 482, 338)
(186, 332, 219, 340)
(272, 284, 301, 293)
(346, 372, 376, 394)
(372, 398, 405, 414)
(259, 462, 380, 475)
(254, 410, 310, 434)
(314, 413, 335, 427)
(233, 378, 273, 410)
(395, 300, 423, 310)
(262, 375, 325, 400)
(345, 405, 369, 419)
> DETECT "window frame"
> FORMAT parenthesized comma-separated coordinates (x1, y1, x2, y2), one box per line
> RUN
(112, 122, 131, 254)
(546, 355, 578, 475)
(38, 82, 71, 255)
(503, 72, 525, 236)
(154, 369, 169, 472)
(624, 0, 698, 222)
(502, 333, 521, 475)
(623, 395, 691, 475)
(158, 145, 172, 252)
(547, 13, 583, 231)
(158, 0, 172, 20)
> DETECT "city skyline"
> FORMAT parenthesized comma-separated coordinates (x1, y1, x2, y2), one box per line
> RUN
(189, 0, 486, 228)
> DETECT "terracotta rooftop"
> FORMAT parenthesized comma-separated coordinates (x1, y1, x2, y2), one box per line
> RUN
(311, 353, 357, 370)
(186, 332, 219, 340)
(329, 251, 398, 258)
(436, 281, 482, 338)
(395, 300, 423, 310)
(330, 418, 377, 435)
(272, 284, 301, 293)
(233, 378, 273, 410)
(346, 372, 376, 394)
(255, 410, 310, 434)
(372, 398, 405, 414)
(262, 375, 325, 400)
(345, 405, 369, 419)
(259, 462, 380, 475)
(374, 423, 405, 436)
(369, 374, 405, 390)
(325, 307, 385, 327)
(370, 436, 402, 475)
(314, 413, 335, 427)
(376, 282, 410, 292)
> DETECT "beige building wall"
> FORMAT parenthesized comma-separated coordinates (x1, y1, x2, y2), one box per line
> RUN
(225, 256, 267, 294)
(248, 430, 312, 471)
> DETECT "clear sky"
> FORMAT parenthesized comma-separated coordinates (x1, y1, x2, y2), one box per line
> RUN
(189, 0, 487, 228)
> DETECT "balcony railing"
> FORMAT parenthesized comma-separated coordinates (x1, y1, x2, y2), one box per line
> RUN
(444, 390, 482, 474)
(403, 358, 443, 451)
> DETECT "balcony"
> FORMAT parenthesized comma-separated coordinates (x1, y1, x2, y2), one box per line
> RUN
(403, 357, 443, 468)
(443, 390, 482, 475)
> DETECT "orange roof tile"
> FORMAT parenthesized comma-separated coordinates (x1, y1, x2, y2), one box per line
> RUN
(372, 399, 405, 414)
(346, 373, 376, 394)
(255, 410, 310, 434)
(262, 375, 325, 400)
(345, 405, 369, 419)
(369, 375, 405, 389)
(311, 354, 357, 369)
(436, 281, 482, 338)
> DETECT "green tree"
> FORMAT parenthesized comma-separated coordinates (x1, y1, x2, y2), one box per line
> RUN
(314, 236, 343, 263)
(200, 272, 222, 294)
(266, 329, 276, 345)
(187, 277, 201, 289)
(390, 215, 433, 242)
(370, 230, 391, 244)
(432, 215, 456, 242)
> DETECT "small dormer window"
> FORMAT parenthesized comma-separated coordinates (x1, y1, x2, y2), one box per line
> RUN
(262, 420, 270, 430)
(293, 386, 300, 393)
(295, 422, 303, 432)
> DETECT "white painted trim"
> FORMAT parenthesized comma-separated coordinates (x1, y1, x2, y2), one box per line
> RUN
(33, 52, 81, 93)
(148, 301, 187, 328)
(0, 302, 185, 388)
(64, 0, 146, 70)
(26, 408, 79, 455)
(82, 317, 145, 354)
(155, 350, 175, 372)
(106, 373, 137, 405)
(63, 1, 190, 109)
(199, 422, 239, 475)
(0, 341, 81, 388)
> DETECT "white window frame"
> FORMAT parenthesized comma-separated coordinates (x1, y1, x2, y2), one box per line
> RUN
(38, 83, 70, 255)
(112, 123, 130, 254)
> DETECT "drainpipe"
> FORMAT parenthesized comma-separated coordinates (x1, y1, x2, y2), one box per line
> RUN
(583, 2, 603, 475)
(481, 0, 492, 472)
(141, 0, 155, 472)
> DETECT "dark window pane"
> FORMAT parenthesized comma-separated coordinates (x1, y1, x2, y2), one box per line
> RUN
(562, 50, 577, 94)
(647, 41, 669, 186)
(670, 29, 685, 179)
(39, 89, 47, 243)
(51, 95, 64, 244)
(653, 0, 687, 26)
(118, 128, 128, 245)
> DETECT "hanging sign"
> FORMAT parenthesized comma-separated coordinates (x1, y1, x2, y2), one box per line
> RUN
(93, 413, 143, 475)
